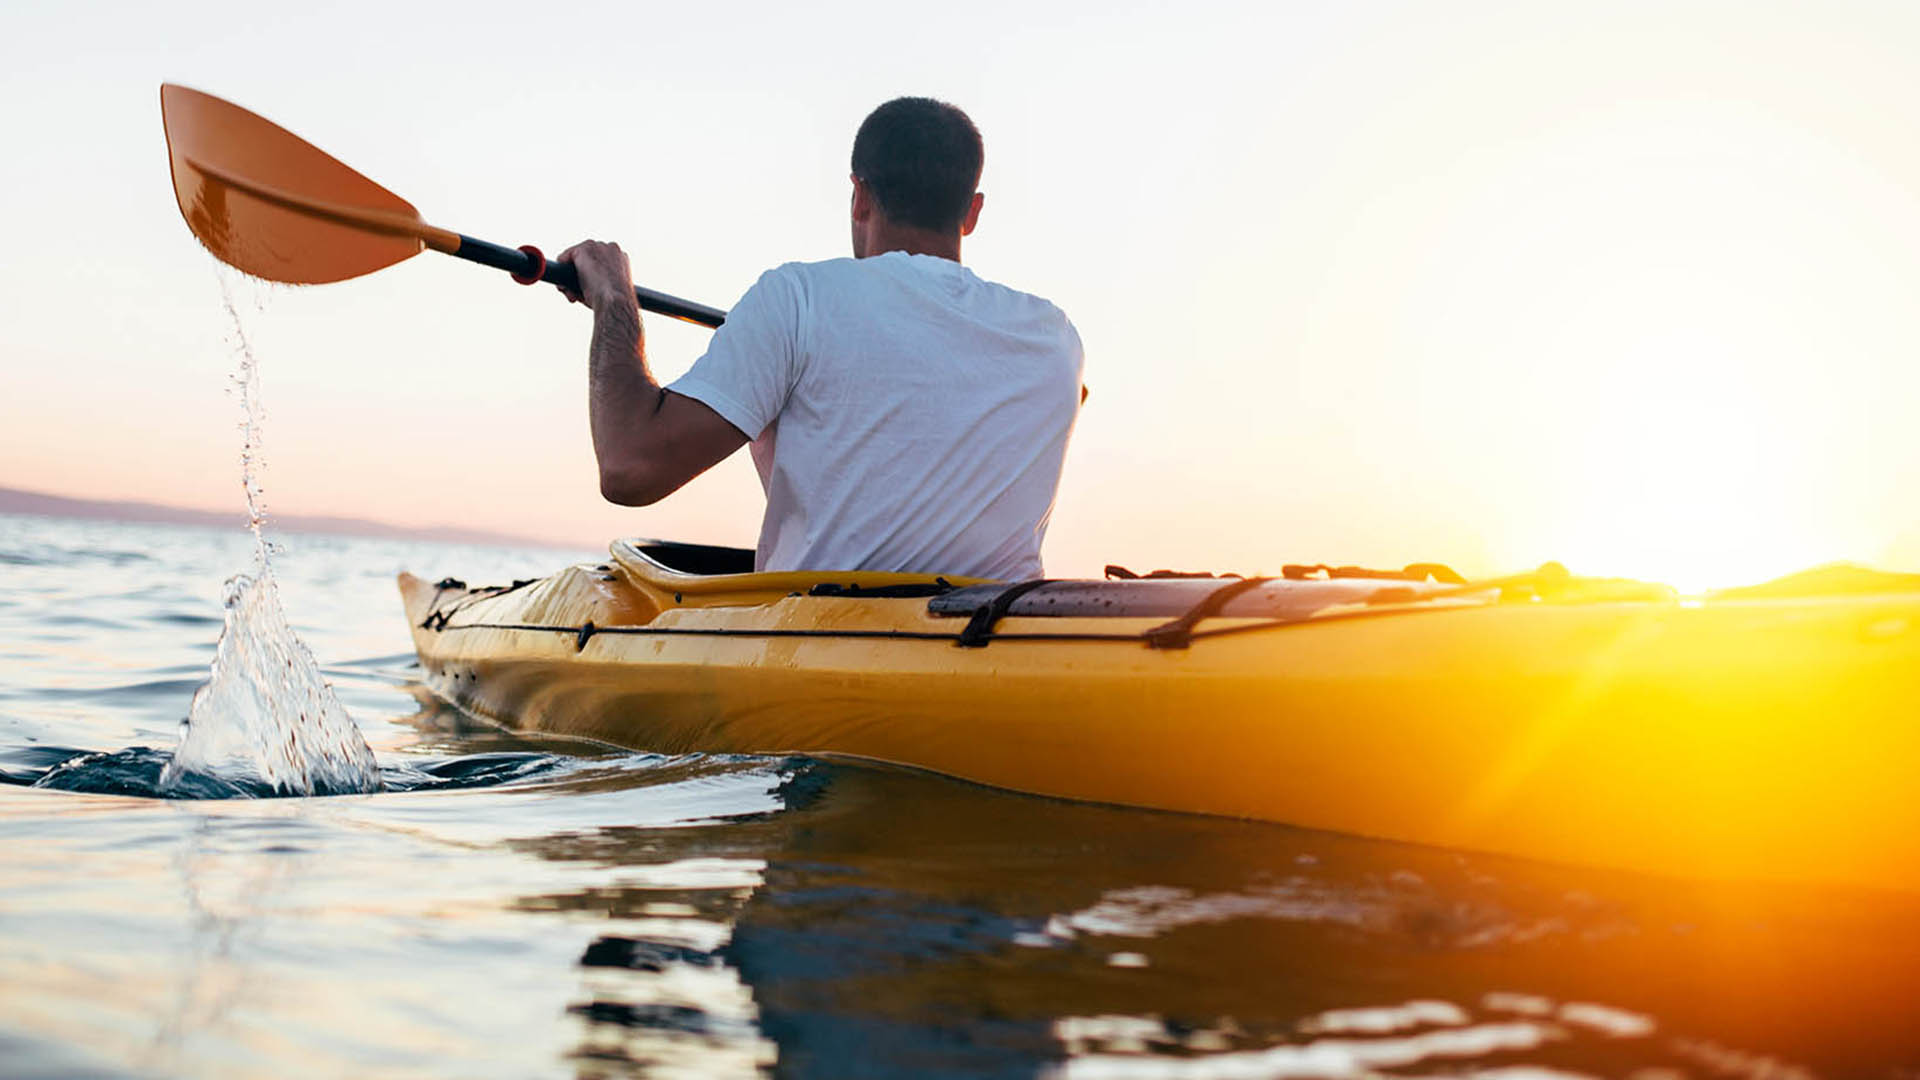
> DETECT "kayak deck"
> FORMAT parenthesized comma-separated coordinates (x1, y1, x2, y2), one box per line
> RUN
(401, 540, 1920, 894)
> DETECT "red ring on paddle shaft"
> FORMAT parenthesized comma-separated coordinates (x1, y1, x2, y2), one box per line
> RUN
(510, 245, 547, 285)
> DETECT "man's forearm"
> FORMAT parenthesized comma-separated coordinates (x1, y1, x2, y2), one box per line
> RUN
(565, 236, 745, 506)
(587, 298, 666, 501)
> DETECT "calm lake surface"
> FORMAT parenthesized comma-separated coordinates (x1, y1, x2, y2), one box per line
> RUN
(2, 510, 1917, 1078)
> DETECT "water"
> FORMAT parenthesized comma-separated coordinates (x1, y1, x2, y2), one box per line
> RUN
(3, 512, 1919, 1078)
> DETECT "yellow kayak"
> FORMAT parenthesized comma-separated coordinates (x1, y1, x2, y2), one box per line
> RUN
(400, 539, 1920, 894)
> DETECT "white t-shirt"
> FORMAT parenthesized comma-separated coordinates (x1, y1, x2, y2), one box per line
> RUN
(668, 252, 1082, 579)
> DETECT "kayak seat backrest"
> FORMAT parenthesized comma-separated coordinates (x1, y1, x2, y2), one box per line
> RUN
(629, 539, 757, 576)
(609, 539, 992, 609)
(928, 578, 1424, 620)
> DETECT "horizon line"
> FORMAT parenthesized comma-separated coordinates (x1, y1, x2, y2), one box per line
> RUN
(0, 484, 597, 554)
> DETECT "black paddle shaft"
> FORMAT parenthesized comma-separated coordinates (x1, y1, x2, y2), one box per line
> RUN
(452, 234, 728, 328)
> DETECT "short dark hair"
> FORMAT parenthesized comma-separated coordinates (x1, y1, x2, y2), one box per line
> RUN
(851, 97, 983, 233)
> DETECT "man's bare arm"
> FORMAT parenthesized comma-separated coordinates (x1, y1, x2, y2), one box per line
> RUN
(560, 240, 748, 506)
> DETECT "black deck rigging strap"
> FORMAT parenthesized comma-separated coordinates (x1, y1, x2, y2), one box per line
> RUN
(1282, 562, 1466, 585)
(1142, 576, 1275, 650)
(956, 579, 1055, 647)
(419, 577, 540, 631)
(809, 578, 956, 598)
(1108, 562, 1465, 586)
(1104, 565, 1233, 580)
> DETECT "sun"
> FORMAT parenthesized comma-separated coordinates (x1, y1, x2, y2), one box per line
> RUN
(1542, 348, 1832, 595)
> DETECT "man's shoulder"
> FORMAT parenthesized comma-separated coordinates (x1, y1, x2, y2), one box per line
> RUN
(759, 257, 860, 286)
(732, 258, 860, 310)
(964, 271, 1080, 351)
(754, 256, 1078, 343)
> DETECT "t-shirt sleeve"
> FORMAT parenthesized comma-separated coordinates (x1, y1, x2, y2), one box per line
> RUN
(666, 267, 804, 440)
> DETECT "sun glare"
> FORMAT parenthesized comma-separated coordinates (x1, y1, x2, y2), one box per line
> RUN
(1544, 328, 1831, 594)
(1553, 495, 1825, 597)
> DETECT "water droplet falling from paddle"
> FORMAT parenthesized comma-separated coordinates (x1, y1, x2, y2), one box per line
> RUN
(160, 271, 382, 796)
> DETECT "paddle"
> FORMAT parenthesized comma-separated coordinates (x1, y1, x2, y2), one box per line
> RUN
(158, 84, 726, 328)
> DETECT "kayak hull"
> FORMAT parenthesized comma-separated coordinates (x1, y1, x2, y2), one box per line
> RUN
(400, 542, 1920, 894)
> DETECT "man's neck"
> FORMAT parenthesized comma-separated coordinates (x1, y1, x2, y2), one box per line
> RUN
(859, 225, 963, 263)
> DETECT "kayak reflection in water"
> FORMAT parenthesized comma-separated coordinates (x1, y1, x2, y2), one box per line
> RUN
(555, 97, 1085, 581)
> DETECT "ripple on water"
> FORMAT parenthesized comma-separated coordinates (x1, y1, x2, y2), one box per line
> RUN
(146, 611, 222, 628)
(1052, 1012, 1572, 1078)
(37, 612, 132, 631)
(14, 744, 582, 800)
(7, 738, 807, 812)
(0, 744, 93, 787)
(1044, 994, 1675, 1078)
(34, 678, 207, 702)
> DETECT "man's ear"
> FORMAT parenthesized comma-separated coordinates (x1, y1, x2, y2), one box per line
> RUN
(850, 174, 876, 223)
(959, 191, 985, 236)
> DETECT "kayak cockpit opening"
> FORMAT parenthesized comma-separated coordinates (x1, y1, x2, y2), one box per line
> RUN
(629, 539, 757, 576)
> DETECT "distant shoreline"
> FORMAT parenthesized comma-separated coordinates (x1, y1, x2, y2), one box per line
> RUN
(0, 486, 575, 551)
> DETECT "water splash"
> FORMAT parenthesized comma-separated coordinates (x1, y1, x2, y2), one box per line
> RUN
(159, 273, 382, 797)
(22, 745, 572, 797)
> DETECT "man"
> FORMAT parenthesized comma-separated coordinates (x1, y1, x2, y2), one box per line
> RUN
(559, 97, 1082, 580)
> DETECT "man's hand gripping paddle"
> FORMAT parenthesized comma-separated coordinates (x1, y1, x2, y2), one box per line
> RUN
(158, 83, 726, 328)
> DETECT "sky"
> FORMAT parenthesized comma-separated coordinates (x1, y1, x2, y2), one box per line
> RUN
(4, 0, 1920, 590)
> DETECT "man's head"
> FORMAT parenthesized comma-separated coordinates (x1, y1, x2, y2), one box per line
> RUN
(850, 97, 985, 259)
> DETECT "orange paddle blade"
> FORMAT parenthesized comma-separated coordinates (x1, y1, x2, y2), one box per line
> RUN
(160, 84, 436, 284)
